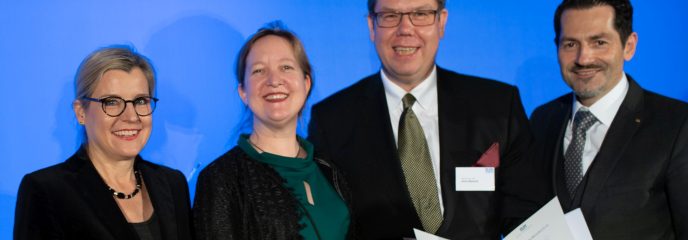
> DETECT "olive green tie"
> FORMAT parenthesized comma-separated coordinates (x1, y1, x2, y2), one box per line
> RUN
(398, 93, 443, 233)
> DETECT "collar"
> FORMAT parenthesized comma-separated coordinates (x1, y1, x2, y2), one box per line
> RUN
(572, 73, 629, 126)
(237, 134, 315, 169)
(381, 66, 438, 112)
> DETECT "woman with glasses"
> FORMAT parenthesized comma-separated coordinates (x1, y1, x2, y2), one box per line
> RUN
(14, 46, 192, 240)
(193, 21, 352, 240)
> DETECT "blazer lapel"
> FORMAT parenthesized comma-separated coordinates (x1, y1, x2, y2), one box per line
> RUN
(580, 76, 644, 209)
(434, 67, 470, 234)
(548, 96, 573, 197)
(138, 160, 178, 240)
(72, 149, 138, 240)
(437, 67, 489, 235)
(436, 68, 473, 168)
(358, 73, 399, 173)
(360, 73, 396, 154)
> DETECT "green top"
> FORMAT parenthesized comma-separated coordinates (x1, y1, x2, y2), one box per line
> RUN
(238, 134, 350, 240)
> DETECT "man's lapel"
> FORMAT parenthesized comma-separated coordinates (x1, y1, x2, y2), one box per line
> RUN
(360, 73, 397, 157)
(549, 95, 573, 196)
(580, 76, 645, 209)
(436, 67, 474, 168)
(435, 67, 474, 233)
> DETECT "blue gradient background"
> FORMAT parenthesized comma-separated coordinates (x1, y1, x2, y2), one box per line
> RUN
(1, 1, 686, 238)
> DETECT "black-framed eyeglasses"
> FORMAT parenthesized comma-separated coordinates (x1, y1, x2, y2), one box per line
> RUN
(373, 9, 439, 28)
(82, 96, 159, 117)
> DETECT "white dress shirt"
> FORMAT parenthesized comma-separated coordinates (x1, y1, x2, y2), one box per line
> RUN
(381, 67, 444, 213)
(564, 73, 629, 175)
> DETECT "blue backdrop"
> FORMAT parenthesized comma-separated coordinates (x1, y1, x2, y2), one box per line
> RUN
(1, 1, 686, 238)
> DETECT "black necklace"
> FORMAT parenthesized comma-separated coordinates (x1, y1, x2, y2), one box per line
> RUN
(107, 170, 142, 200)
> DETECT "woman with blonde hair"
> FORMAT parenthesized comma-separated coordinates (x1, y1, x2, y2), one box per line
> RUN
(14, 46, 192, 240)
(193, 22, 353, 240)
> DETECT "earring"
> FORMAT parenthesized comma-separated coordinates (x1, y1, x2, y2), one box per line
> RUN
(78, 121, 84, 125)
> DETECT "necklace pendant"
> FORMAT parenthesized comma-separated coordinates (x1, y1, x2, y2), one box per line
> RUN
(113, 192, 125, 199)
(304, 181, 314, 205)
(108, 170, 142, 200)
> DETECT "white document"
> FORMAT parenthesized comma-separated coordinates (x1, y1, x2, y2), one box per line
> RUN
(564, 208, 593, 240)
(455, 167, 495, 191)
(413, 228, 449, 240)
(504, 197, 575, 240)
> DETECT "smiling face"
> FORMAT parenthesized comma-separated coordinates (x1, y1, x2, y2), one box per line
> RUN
(368, 0, 447, 91)
(557, 5, 637, 106)
(239, 35, 311, 131)
(74, 68, 152, 162)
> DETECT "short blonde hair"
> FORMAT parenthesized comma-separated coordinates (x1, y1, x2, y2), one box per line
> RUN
(75, 45, 156, 107)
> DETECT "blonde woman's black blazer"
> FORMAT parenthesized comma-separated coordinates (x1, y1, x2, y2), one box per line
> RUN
(14, 147, 193, 240)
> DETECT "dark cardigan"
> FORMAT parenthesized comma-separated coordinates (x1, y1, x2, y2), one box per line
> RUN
(193, 146, 355, 240)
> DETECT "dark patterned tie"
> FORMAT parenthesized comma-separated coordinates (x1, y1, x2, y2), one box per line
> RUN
(398, 94, 442, 233)
(564, 109, 598, 196)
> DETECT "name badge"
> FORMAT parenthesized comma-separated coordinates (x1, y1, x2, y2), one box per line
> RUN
(455, 167, 495, 191)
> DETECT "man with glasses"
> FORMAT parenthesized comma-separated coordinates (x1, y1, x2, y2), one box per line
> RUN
(308, 0, 538, 238)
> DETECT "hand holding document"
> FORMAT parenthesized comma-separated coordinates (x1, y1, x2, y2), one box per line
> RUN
(504, 197, 592, 240)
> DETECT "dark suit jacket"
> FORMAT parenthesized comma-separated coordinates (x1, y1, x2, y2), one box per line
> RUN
(308, 67, 538, 239)
(529, 76, 688, 239)
(14, 147, 193, 240)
